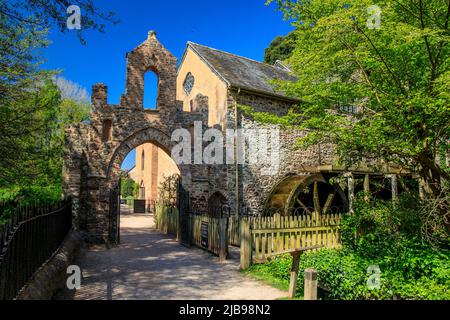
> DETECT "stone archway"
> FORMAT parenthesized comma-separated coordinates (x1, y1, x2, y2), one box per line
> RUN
(106, 126, 176, 186)
(63, 31, 209, 244)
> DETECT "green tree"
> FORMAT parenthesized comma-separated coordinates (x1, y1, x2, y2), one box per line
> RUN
(0, 0, 110, 191)
(258, 0, 449, 230)
(121, 177, 137, 199)
(0, 0, 118, 44)
(264, 31, 297, 64)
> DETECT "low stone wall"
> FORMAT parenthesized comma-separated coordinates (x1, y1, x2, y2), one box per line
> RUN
(16, 230, 83, 300)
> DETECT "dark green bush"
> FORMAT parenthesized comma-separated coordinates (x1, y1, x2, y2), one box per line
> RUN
(0, 185, 62, 224)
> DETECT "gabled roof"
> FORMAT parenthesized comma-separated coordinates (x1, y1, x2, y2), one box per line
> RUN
(181, 42, 299, 101)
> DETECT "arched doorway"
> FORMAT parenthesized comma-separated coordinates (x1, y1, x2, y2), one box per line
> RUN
(207, 192, 228, 217)
(105, 127, 184, 244)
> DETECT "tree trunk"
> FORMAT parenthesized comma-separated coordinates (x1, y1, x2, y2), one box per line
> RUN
(417, 153, 450, 233)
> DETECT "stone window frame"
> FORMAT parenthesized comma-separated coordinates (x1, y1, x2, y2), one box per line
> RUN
(183, 72, 195, 95)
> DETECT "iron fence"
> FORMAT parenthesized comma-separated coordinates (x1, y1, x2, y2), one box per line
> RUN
(0, 199, 72, 300)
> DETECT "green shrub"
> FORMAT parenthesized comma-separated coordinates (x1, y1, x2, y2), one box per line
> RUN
(247, 192, 450, 300)
(125, 196, 134, 207)
(249, 248, 450, 300)
(0, 185, 62, 223)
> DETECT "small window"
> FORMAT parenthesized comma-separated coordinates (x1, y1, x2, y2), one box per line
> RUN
(338, 105, 358, 114)
(141, 150, 145, 171)
(183, 72, 195, 95)
(101, 119, 112, 142)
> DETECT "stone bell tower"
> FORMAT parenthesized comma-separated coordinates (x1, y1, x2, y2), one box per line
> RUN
(121, 30, 178, 115)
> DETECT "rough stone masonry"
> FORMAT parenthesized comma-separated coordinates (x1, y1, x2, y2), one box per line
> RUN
(63, 31, 403, 244)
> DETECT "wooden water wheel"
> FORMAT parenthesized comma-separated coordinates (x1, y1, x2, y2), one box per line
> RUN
(264, 174, 348, 216)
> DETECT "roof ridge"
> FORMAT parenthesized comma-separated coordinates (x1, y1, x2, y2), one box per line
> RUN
(187, 41, 286, 72)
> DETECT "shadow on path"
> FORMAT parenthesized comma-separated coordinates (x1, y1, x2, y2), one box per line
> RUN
(56, 207, 286, 300)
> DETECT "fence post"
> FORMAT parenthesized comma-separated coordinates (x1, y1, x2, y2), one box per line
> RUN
(304, 268, 318, 300)
(240, 218, 251, 270)
(219, 217, 228, 262)
(288, 252, 301, 299)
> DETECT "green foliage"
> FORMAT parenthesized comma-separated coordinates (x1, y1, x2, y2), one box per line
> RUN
(249, 245, 449, 300)
(125, 196, 134, 208)
(263, 0, 450, 207)
(158, 174, 180, 206)
(0, 185, 61, 224)
(340, 192, 424, 255)
(248, 193, 450, 300)
(121, 177, 138, 199)
(2, 1, 118, 45)
(264, 32, 297, 64)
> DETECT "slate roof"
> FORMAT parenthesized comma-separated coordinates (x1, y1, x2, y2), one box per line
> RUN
(185, 42, 299, 101)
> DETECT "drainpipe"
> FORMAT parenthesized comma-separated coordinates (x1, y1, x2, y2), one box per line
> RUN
(234, 88, 241, 216)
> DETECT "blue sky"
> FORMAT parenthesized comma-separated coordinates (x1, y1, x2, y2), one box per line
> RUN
(42, 0, 294, 169)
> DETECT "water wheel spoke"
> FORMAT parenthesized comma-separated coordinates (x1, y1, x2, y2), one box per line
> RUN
(313, 181, 321, 214)
(296, 199, 312, 216)
(322, 189, 337, 214)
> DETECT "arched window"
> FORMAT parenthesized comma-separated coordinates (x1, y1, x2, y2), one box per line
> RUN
(143, 71, 158, 109)
(139, 181, 146, 200)
(141, 150, 145, 171)
(208, 192, 228, 217)
(183, 72, 195, 95)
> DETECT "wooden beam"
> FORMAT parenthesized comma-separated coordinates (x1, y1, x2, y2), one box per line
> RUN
(240, 219, 251, 270)
(364, 174, 370, 202)
(304, 268, 318, 300)
(391, 174, 398, 201)
(288, 252, 301, 299)
(347, 173, 355, 214)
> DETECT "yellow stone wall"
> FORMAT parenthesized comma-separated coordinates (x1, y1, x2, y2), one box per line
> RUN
(133, 143, 180, 202)
(176, 47, 228, 128)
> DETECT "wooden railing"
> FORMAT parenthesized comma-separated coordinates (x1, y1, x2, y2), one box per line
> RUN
(155, 206, 228, 261)
(228, 215, 241, 247)
(240, 213, 344, 268)
(191, 214, 227, 260)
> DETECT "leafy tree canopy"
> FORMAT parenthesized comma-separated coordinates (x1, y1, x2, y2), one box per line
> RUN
(264, 31, 297, 64)
(256, 0, 450, 229)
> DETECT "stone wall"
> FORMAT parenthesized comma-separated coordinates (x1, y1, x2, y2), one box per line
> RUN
(226, 91, 335, 214)
(64, 32, 227, 243)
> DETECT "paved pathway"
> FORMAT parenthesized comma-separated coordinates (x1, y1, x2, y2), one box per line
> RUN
(56, 206, 286, 300)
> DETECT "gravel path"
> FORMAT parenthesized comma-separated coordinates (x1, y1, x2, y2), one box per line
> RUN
(56, 206, 286, 300)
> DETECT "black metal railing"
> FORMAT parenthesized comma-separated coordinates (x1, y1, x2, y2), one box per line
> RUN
(0, 199, 72, 300)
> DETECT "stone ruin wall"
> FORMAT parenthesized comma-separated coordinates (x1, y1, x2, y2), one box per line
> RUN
(225, 92, 336, 215)
(63, 32, 227, 242)
(63, 31, 339, 242)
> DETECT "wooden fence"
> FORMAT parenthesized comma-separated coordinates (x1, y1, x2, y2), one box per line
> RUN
(155, 206, 227, 261)
(191, 214, 227, 260)
(240, 213, 344, 268)
(155, 205, 179, 238)
(228, 215, 241, 247)
(155, 204, 344, 267)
